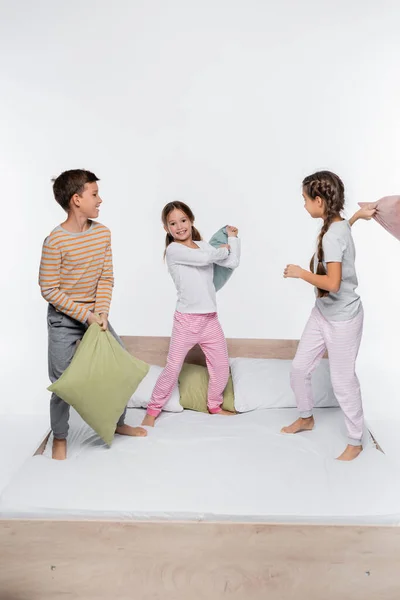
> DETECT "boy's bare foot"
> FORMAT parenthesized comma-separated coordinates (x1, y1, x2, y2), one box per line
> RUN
(336, 444, 363, 461)
(214, 409, 236, 416)
(141, 414, 157, 428)
(52, 438, 67, 460)
(281, 416, 315, 434)
(115, 424, 147, 437)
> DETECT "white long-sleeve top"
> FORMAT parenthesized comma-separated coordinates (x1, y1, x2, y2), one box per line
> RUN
(166, 237, 241, 314)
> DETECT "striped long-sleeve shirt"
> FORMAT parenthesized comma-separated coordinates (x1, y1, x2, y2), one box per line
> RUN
(39, 221, 114, 323)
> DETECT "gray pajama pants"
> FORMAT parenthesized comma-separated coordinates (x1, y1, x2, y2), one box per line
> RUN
(47, 304, 127, 439)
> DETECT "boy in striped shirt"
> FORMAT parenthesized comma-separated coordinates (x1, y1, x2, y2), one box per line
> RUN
(39, 169, 147, 460)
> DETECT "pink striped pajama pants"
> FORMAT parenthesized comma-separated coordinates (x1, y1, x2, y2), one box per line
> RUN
(147, 311, 230, 416)
(291, 306, 364, 445)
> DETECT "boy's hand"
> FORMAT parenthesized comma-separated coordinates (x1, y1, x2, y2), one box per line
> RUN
(226, 226, 238, 237)
(87, 312, 103, 327)
(284, 264, 304, 279)
(99, 313, 108, 331)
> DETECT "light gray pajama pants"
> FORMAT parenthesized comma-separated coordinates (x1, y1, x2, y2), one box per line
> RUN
(290, 305, 364, 446)
(47, 304, 127, 439)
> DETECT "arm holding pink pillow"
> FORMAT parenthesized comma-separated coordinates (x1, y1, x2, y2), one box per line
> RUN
(358, 196, 400, 241)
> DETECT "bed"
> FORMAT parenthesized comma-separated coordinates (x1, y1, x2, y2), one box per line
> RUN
(1, 337, 400, 599)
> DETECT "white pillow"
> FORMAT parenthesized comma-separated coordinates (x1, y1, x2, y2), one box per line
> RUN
(230, 358, 338, 413)
(127, 365, 183, 413)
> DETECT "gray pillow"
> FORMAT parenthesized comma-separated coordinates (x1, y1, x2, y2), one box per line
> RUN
(209, 226, 233, 291)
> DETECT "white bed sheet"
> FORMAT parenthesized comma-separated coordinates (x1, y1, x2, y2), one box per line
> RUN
(0, 413, 49, 495)
(1, 407, 400, 524)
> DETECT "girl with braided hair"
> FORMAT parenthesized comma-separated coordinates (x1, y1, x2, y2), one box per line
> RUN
(282, 171, 375, 461)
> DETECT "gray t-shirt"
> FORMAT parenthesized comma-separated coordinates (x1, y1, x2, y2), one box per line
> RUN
(315, 220, 361, 321)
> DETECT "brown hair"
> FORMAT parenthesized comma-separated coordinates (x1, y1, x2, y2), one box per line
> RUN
(161, 201, 202, 256)
(52, 169, 99, 212)
(303, 171, 345, 298)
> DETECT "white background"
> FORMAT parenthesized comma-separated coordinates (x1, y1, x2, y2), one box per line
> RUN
(1, 0, 399, 420)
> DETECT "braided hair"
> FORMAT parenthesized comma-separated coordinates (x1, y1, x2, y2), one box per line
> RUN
(303, 171, 345, 298)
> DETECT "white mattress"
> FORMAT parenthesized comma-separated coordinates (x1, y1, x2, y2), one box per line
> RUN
(1, 407, 400, 524)
(0, 413, 49, 495)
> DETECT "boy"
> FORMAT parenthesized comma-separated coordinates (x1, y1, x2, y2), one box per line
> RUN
(39, 169, 147, 460)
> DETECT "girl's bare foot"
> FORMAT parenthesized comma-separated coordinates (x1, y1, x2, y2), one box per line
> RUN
(336, 444, 362, 461)
(281, 416, 314, 434)
(215, 409, 236, 416)
(115, 424, 147, 437)
(141, 414, 157, 428)
(52, 438, 67, 460)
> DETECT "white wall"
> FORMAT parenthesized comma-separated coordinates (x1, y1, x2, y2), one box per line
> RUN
(1, 0, 399, 419)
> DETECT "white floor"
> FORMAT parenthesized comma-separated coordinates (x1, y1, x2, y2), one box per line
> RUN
(1, 407, 400, 524)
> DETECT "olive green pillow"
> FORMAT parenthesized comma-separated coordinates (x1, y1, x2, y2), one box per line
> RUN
(178, 363, 235, 413)
(48, 323, 149, 445)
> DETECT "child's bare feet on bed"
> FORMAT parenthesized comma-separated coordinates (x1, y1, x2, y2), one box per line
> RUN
(141, 414, 157, 427)
(216, 409, 236, 416)
(336, 444, 362, 461)
(281, 416, 314, 434)
(52, 438, 67, 460)
(115, 424, 147, 437)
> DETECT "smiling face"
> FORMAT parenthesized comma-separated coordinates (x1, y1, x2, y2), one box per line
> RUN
(164, 208, 192, 242)
(71, 182, 102, 218)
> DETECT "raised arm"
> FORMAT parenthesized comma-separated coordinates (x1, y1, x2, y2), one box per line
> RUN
(166, 243, 229, 267)
(349, 207, 376, 226)
(214, 236, 241, 269)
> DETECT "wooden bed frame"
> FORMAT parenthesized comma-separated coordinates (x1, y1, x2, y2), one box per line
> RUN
(1, 337, 399, 599)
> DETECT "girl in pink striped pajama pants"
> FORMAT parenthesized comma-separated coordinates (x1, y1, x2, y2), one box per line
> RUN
(282, 170, 375, 461)
(147, 311, 229, 417)
(142, 201, 241, 427)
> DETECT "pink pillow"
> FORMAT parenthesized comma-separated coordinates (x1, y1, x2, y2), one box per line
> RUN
(359, 196, 400, 241)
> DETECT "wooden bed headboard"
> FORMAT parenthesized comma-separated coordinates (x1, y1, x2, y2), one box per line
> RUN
(120, 336, 300, 367)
